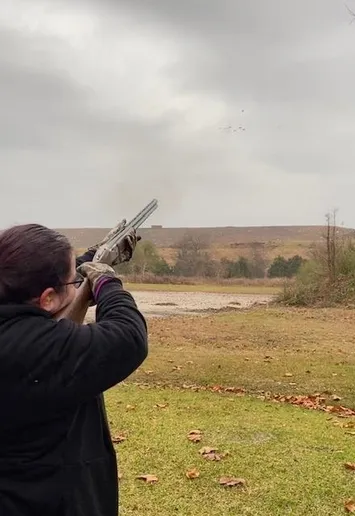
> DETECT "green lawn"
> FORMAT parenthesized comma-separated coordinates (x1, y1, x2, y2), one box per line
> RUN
(108, 384, 355, 515)
(105, 306, 355, 515)
(125, 282, 281, 295)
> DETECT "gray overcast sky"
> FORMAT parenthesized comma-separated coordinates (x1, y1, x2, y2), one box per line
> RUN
(1, 0, 355, 228)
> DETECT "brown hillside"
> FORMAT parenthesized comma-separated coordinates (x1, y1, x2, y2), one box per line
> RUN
(57, 225, 355, 264)
(57, 225, 355, 250)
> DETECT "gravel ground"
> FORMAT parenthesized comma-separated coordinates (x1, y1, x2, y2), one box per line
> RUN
(85, 290, 275, 322)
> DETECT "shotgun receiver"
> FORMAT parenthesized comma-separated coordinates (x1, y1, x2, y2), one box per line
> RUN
(93, 198, 158, 264)
(56, 199, 158, 323)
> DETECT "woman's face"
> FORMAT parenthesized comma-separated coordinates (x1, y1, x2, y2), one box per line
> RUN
(38, 251, 78, 315)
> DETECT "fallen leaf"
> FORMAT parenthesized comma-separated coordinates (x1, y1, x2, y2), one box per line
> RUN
(188, 430, 203, 443)
(267, 393, 355, 417)
(199, 446, 228, 461)
(219, 476, 246, 488)
(180, 383, 245, 396)
(154, 403, 168, 409)
(186, 468, 200, 479)
(345, 499, 355, 512)
(332, 395, 342, 401)
(136, 474, 158, 484)
(126, 405, 136, 411)
(199, 446, 217, 455)
(112, 433, 127, 444)
(326, 405, 355, 417)
(172, 366, 182, 371)
(224, 387, 246, 395)
(345, 463, 355, 471)
(144, 370, 154, 375)
(284, 373, 293, 377)
(204, 452, 229, 461)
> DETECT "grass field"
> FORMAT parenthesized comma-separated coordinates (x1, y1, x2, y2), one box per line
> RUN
(106, 306, 355, 515)
(125, 282, 281, 295)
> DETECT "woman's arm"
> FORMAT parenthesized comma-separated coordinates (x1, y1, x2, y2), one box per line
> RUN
(75, 248, 96, 268)
(4, 279, 148, 414)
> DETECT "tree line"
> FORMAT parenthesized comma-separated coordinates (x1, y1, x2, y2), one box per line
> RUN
(281, 211, 355, 306)
(116, 234, 306, 279)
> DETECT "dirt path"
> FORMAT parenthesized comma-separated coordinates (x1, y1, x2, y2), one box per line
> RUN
(85, 290, 275, 322)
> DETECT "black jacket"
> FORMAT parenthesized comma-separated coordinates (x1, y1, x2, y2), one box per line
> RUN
(0, 279, 148, 516)
(76, 248, 96, 268)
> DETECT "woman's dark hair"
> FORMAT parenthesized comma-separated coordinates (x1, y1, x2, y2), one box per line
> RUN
(0, 224, 73, 304)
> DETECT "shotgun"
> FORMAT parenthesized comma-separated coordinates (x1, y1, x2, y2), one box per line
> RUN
(55, 199, 158, 323)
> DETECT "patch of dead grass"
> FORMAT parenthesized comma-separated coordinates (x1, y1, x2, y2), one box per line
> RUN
(130, 307, 355, 407)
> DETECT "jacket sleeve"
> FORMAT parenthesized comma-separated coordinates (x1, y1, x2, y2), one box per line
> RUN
(17, 281, 148, 411)
(75, 248, 96, 267)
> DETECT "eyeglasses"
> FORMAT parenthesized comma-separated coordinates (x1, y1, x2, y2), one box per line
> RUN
(62, 279, 84, 289)
(58, 275, 85, 290)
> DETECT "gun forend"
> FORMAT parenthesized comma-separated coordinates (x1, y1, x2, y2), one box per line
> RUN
(93, 199, 158, 263)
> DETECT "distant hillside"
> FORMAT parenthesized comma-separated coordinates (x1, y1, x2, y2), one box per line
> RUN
(58, 225, 355, 264)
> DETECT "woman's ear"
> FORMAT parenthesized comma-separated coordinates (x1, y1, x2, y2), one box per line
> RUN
(38, 287, 58, 312)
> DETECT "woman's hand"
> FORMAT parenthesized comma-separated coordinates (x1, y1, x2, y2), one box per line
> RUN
(77, 262, 117, 294)
(94, 228, 140, 266)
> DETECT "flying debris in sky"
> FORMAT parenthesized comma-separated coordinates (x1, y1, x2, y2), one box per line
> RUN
(219, 109, 246, 133)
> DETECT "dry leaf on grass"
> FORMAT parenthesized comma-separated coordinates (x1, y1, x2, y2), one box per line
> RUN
(112, 434, 127, 444)
(199, 446, 229, 461)
(345, 463, 355, 471)
(326, 405, 355, 417)
(219, 476, 246, 488)
(345, 499, 355, 512)
(205, 452, 229, 461)
(186, 468, 200, 479)
(210, 385, 245, 395)
(269, 394, 355, 417)
(332, 395, 342, 401)
(284, 373, 293, 377)
(154, 403, 168, 409)
(188, 430, 203, 443)
(126, 405, 136, 411)
(199, 446, 217, 455)
(136, 474, 158, 484)
(181, 383, 245, 396)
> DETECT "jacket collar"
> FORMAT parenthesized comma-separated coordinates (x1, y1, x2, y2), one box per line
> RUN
(0, 303, 52, 320)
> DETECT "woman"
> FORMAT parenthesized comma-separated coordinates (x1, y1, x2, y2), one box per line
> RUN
(0, 223, 148, 516)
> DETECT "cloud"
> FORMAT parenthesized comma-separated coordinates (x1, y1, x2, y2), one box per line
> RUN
(0, 0, 355, 229)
